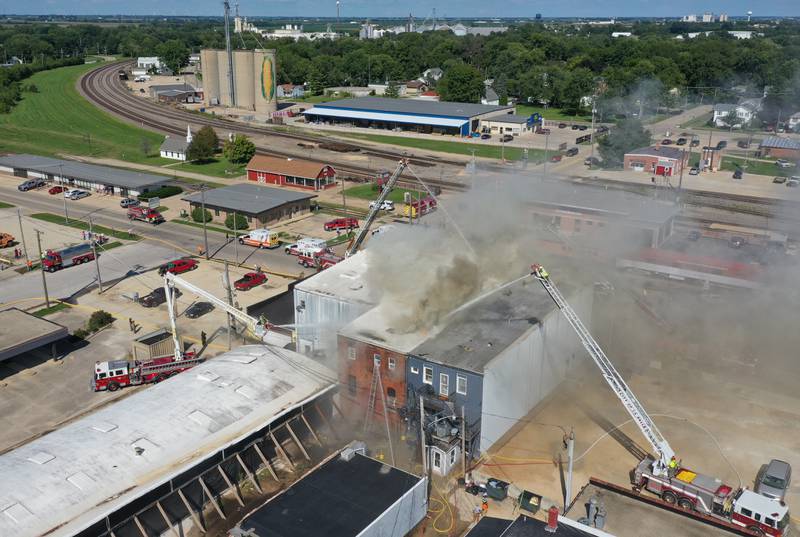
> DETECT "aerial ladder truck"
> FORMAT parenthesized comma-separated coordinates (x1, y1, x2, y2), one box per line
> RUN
(345, 159, 408, 257)
(530, 264, 789, 537)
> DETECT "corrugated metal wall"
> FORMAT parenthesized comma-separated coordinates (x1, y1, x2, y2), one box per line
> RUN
(294, 289, 371, 354)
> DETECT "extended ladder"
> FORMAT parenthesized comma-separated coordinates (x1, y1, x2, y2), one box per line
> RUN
(346, 159, 408, 257)
(532, 267, 675, 475)
(363, 359, 383, 433)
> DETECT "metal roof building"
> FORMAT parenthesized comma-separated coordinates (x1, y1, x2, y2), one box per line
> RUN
(304, 97, 515, 136)
(0, 154, 169, 197)
(0, 308, 69, 363)
(182, 182, 316, 226)
(0, 345, 337, 537)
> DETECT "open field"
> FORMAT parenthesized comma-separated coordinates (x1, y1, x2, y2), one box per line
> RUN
(345, 183, 424, 203)
(30, 213, 141, 241)
(722, 156, 797, 178)
(171, 157, 247, 178)
(516, 104, 592, 122)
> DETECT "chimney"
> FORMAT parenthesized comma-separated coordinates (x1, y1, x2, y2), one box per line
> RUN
(545, 505, 559, 533)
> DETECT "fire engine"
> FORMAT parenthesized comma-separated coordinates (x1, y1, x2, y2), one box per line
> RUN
(298, 250, 342, 270)
(403, 196, 437, 218)
(531, 264, 790, 536)
(127, 206, 164, 224)
(42, 244, 95, 271)
(93, 354, 200, 392)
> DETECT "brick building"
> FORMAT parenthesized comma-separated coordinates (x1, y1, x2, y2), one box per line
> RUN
(246, 155, 337, 191)
(759, 136, 800, 160)
(623, 145, 687, 177)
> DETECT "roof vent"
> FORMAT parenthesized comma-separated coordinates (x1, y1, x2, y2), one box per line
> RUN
(67, 472, 95, 491)
(2, 503, 34, 525)
(27, 452, 55, 465)
(91, 421, 118, 433)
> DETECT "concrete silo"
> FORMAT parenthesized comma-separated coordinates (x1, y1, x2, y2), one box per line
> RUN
(233, 50, 255, 110)
(200, 49, 220, 106)
(217, 50, 233, 108)
(254, 49, 277, 116)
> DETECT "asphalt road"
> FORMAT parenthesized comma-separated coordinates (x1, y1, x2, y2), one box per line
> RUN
(0, 184, 305, 277)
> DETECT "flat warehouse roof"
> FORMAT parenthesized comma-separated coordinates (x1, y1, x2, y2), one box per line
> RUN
(312, 97, 513, 119)
(305, 107, 467, 128)
(182, 182, 316, 215)
(0, 308, 69, 362)
(236, 452, 423, 537)
(0, 154, 169, 190)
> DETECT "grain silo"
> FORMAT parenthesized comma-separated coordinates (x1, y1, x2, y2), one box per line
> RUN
(233, 50, 255, 110)
(254, 49, 277, 115)
(200, 48, 276, 116)
(200, 49, 220, 106)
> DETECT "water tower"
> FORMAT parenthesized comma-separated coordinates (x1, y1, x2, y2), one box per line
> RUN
(747, 10, 752, 22)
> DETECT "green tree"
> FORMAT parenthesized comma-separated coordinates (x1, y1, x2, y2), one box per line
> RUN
(438, 63, 484, 103)
(384, 81, 400, 98)
(225, 212, 248, 231)
(223, 134, 256, 164)
(598, 118, 651, 168)
(721, 109, 743, 130)
(307, 67, 325, 96)
(156, 39, 189, 75)
(187, 126, 219, 162)
(191, 207, 212, 223)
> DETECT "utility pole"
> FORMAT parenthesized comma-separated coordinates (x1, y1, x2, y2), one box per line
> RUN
(678, 147, 686, 192)
(419, 395, 427, 475)
(200, 185, 209, 260)
(232, 211, 239, 264)
(16, 209, 29, 263)
(60, 164, 69, 223)
(224, 261, 234, 350)
(223, 1, 236, 107)
(590, 99, 597, 164)
(543, 131, 550, 178)
(34, 230, 50, 308)
(341, 179, 347, 216)
(89, 218, 103, 293)
(564, 428, 575, 513)
(461, 405, 467, 481)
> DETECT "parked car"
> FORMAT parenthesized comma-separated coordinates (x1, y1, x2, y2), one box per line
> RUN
(48, 185, 66, 195)
(737, 140, 751, 149)
(234, 272, 267, 291)
(324, 217, 359, 232)
(558, 123, 567, 129)
(690, 139, 701, 147)
(18, 179, 45, 191)
(687, 230, 701, 241)
(595, 126, 609, 134)
(185, 301, 214, 319)
(120, 197, 140, 208)
(158, 258, 198, 276)
(550, 154, 562, 163)
(584, 156, 600, 167)
(661, 138, 672, 145)
(787, 178, 800, 187)
(729, 236, 746, 248)
(689, 167, 700, 175)
(66, 190, 90, 200)
(501, 134, 514, 142)
(776, 159, 795, 169)
(733, 169, 743, 180)
(565, 147, 579, 157)
(773, 176, 787, 184)
(480, 134, 492, 140)
(369, 200, 395, 211)
(571, 124, 580, 130)
(140, 287, 182, 308)
(676, 138, 687, 146)
(578, 125, 588, 131)
(755, 459, 791, 501)
(716, 140, 728, 150)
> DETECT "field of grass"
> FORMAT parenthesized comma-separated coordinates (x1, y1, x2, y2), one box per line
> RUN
(0, 201, 14, 209)
(33, 302, 71, 317)
(344, 183, 424, 203)
(515, 104, 592, 122)
(337, 132, 546, 161)
(171, 218, 247, 235)
(0, 62, 165, 164)
(172, 157, 247, 178)
(721, 156, 797, 178)
(29, 213, 141, 241)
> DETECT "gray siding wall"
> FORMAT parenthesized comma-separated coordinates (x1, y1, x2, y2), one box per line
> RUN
(406, 356, 483, 427)
(480, 286, 593, 452)
(293, 289, 371, 353)
(357, 475, 428, 537)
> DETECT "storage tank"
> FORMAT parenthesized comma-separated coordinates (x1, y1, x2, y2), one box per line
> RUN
(234, 50, 255, 111)
(200, 49, 220, 106)
(217, 50, 233, 107)
(254, 49, 277, 116)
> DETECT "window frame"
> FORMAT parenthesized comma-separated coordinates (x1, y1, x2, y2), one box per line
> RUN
(347, 346, 356, 361)
(388, 356, 396, 370)
(456, 375, 467, 395)
(439, 373, 450, 396)
(410, 366, 419, 374)
(423, 366, 433, 385)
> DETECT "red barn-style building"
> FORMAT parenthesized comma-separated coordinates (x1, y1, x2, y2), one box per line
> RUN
(623, 145, 687, 177)
(246, 155, 337, 191)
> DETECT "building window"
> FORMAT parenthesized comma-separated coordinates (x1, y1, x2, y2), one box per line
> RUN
(348, 375, 356, 396)
(214, 209, 220, 216)
(449, 448, 457, 465)
(456, 375, 467, 395)
(439, 373, 449, 396)
(423, 366, 433, 385)
(388, 356, 396, 370)
(347, 346, 356, 361)
(410, 366, 419, 374)
(373, 353, 381, 367)
(387, 387, 396, 407)
(432, 450, 442, 470)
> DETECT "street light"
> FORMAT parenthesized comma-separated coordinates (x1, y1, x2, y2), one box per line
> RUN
(199, 184, 209, 260)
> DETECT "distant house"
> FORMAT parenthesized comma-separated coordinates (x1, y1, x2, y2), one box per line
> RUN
(624, 145, 688, 177)
(160, 126, 192, 161)
(482, 86, 500, 106)
(712, 101, 759, 128)
(137, 56, 162, 71)
(149, 83, 201, 103)
(405, 80, 429, 95)
(787, 112, 800, 133)
(759, 136, 800, 160)
(276, 83, 305, 98)
(612, 31, 633, 37)
(421, 67, 443, 83)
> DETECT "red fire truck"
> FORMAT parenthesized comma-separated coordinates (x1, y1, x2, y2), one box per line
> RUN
(42, 244, 95, 272)
(403, 196, 438, 218)
(298, 250, 342, 270)
(93, 353, 201, 392)
(127, 206, 164, 224)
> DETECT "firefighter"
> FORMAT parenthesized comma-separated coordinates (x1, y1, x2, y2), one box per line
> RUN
(201, 331, 207, 348)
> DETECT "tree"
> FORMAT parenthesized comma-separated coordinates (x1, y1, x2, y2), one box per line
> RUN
(438, 63, 484, 103)
(156, 39, 189, 75)
(225, 212, 248, 231)
(191, 207, 212, 223)
(721, 109, 743, 130)
(598, 118, 651, 168)
(307, 67, 325, 96)
(384, 80, 400, 98)
(140, 137, 151, 157)
(187, 126, 218, 162)
(223, 134, 256, 164)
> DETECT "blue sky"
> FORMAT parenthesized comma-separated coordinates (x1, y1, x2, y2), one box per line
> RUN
(2, 0, 798, 18)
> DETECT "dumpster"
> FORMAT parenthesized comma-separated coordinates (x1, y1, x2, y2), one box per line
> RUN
(486, 478, 510, 501)
(518, 490, 542, 514)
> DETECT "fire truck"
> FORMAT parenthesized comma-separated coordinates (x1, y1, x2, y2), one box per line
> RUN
(531, 264, 790, 537)
(42, 243, 95, 272)
(93, 354, 200, 392)
(403, 196, 437, 218)
(127, 206, 164, 224)
(298, 250, 342, 270)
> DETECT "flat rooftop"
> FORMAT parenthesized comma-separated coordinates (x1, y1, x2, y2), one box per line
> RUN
(294, 250, 375, 306)
(0, 154, 169, 190)
(0, 308, 69, 362)
(565, 483, 733, 537)
(467, 514, 611, 536)
(410, 277, 564, 374)
(340, 303, 430, 353)
(181, 182, 316, 215)
(0, 345, 336, 537)
(311, 96, 514, 119)
(236, 452, 422, 537)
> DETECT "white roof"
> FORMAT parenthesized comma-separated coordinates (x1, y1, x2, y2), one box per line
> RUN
(304, 107, 468, 128)
(737, 489, 789, 518)
(340, 303, 431, 353)
(295, 250, 375, 306)
(0, 345, 336, 537)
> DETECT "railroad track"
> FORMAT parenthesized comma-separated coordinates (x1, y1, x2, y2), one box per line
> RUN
(79, 60, 468, 191)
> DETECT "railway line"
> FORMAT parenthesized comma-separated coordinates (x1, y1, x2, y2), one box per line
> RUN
(78, 60, 469, 192)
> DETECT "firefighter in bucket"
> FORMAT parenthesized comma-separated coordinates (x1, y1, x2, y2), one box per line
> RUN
(531, 263, 549, 280)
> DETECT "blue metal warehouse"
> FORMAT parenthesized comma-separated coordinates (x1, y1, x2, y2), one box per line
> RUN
(303, 97, 515, 136)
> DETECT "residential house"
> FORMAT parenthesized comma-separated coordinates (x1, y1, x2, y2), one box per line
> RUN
(623, 145, 688, 177)
(421, 67, 443, 84)
(276, 83, 305, 98)
(405, 80, 429, 95)
(482, 86, 500, 106)
(159, 126, 192, 161)
(712, 100, 760, 128)
(786, 112, 800, 133)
